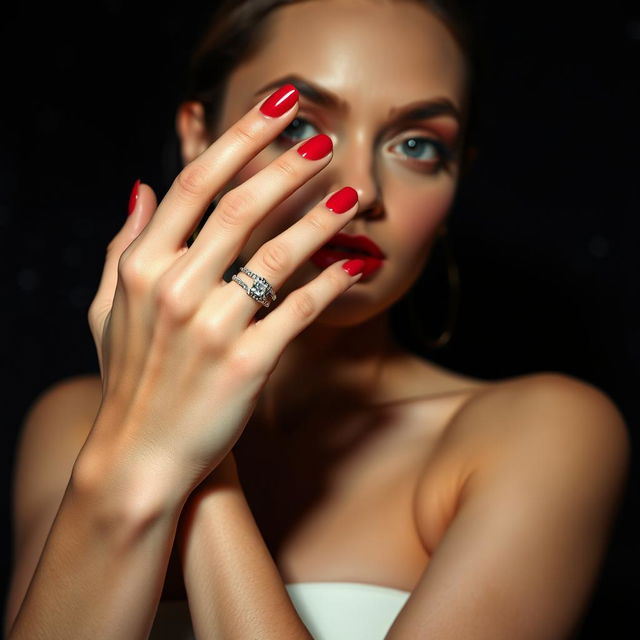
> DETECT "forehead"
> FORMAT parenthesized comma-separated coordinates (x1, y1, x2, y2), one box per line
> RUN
(228, 0, 467, 112)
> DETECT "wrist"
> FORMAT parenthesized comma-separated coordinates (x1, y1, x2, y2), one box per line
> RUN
(176, 460, 244, 554)
(71, 442, 189, 528)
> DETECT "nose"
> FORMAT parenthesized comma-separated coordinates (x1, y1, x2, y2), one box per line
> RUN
(325, 129, 384, 219)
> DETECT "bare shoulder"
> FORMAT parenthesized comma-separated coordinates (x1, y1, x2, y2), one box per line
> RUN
(16, 374, 102, 468)
(450, 371, 630, 467)
(8, 374, 103, 614)
(446, 371, 631, 521)
(12, 373, 103, 533)
(402, 372, 630, 639)
(22, 373, 103, 430)
(415, 371, 631, 554)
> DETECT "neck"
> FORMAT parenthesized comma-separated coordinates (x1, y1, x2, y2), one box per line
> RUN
(254, 310, 406, 432)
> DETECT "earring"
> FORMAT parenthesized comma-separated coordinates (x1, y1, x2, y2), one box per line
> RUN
(407, 224, 460, 351)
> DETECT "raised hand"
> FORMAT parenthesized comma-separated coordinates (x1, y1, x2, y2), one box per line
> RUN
(82, 85, 363, 506)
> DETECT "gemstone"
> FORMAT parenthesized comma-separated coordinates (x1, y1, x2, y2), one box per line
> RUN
(251, 280, 268, 297)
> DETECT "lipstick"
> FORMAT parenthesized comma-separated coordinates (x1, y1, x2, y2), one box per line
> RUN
(310, 233, 385, 277)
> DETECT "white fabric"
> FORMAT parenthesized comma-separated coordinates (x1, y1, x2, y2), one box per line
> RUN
(149, 581, 411, 639)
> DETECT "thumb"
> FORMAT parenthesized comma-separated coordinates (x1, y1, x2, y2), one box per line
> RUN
(87, 179, 157, 366)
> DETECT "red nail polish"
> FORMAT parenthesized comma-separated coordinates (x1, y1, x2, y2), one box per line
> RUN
(128, 178, 140, 216)
(297, 134, 333, 160)
(326, 186, 358, 213)
(259, 84, 299, 117)
(342, 258, 365, 276)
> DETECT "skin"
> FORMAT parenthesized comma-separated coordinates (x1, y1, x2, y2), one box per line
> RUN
(176, 0, 473, 433)
(5, 2, 631, 637)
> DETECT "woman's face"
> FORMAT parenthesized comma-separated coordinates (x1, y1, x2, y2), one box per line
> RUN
(184, 0, 467, 327)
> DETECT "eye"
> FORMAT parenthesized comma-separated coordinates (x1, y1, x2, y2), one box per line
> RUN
(389, 136, 451, 171)
(277, 116, 320, 144)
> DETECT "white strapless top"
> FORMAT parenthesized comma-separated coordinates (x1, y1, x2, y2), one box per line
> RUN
(150, 581, 411, 639)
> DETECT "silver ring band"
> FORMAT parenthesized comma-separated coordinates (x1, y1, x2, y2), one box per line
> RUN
(231, 266, 277, 308)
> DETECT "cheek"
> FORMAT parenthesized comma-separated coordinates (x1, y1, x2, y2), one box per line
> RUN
(387, 179, 456, 259)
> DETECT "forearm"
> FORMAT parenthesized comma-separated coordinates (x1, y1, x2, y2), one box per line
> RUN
(177, 476, 313, 640)
(8, 455, 185, 640)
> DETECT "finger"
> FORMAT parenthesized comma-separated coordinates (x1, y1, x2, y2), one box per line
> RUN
(172, 133, 334, 301)
(129, 183, 158, 235)
(234, 258, 365, 373)
(225, 186, 359, 324)
(87, 182, 157, 357)
(141, 84, 300, 253)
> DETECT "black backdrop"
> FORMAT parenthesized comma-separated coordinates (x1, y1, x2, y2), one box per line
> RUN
(1, 1, 638, 637)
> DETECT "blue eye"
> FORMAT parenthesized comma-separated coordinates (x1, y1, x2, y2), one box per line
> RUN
(392, 137, 446, 164)
(277, 117, 320, 143)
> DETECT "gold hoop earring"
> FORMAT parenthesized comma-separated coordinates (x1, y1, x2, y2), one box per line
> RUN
(407, 225, 461, 351)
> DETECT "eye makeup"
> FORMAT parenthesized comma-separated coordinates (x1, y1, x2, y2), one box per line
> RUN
(277, 114, 454, 174)
(256, 74, 460, 174)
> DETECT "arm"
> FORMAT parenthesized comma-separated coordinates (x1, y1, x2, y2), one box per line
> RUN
(5, 376, 101, 636)
(176, 454, 313, 640)
(5, 376, 189, 640)
(8, 86, 362, 639)
(386, 373, 630, 640)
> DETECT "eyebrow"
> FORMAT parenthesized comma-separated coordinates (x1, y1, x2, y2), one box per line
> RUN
(254, 74, 462, 125)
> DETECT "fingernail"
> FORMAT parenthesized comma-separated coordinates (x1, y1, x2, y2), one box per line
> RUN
(259, 84, 299, 117)
(297, 134, 333, 160)
(342, 258, 365, 276)
(128, 178, 140, 216)
(326, 186, 358, 213)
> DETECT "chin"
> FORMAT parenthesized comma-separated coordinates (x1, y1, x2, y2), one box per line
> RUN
(260, 259, 421, 327)
(310, 284, 401, 329)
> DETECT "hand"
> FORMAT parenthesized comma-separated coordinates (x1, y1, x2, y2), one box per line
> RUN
(82, 85, 363, 503)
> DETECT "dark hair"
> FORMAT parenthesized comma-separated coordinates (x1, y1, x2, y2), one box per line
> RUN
(180, 0, 486, 352)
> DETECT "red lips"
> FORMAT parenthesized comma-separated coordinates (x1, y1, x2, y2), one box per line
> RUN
(310, 233, 385, 277)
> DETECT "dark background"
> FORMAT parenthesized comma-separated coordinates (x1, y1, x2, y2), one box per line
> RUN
(1, 1, 638, 637)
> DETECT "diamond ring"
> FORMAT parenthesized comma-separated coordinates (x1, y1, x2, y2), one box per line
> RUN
(231, 266, 277, 308)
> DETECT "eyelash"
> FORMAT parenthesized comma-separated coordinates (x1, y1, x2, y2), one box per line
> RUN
(276, 116, 451, 173)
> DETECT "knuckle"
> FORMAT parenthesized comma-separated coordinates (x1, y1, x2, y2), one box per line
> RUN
(154, 275, 191, 323)
(274, 157, 299, 179)
(176, 162, 209, 198)
(227, 345, 264, 379)
(86, 305, 98, 335)
(117, 249, 151, 292)
(232, 121, 259, 146)
(117, 240, 136, 265)
(87, 297, 102, 322)
(305, 211, 330, 235)
(216, 189, 256, 230)
(106, 234, 135, 268)
(191, 315, 229, 355)
(326, 267, 346, 290)
(289, 289, 316, 321)
(260, 239, 290, 273)
(105, 236, 119, 257)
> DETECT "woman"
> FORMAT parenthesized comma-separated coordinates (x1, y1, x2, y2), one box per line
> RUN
(5, 0, 630, 638)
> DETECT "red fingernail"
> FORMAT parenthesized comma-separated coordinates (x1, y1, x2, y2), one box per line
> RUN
(326, 186, 358, 213)
(342, 258, 365, 276)
(128, 178, 140, 216)
(259, 84, 299, 117)
(297, 134, 333, 160)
